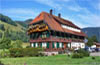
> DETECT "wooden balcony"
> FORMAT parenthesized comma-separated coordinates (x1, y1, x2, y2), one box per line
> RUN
(30, 36, 84, 43)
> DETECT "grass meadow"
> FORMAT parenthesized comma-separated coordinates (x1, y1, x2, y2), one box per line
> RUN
(0, 54, 100, 65)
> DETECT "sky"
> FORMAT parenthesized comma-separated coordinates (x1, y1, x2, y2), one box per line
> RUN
(0, 0, 100, 28)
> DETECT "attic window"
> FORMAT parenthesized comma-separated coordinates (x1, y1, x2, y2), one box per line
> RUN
(61, 24, 81, 32)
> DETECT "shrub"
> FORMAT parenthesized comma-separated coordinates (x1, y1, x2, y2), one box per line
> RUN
(26, 46, 31, 48)
(0, 24, 5, 31)
(52, 53, 55, 56)
(92, 57, 95, 60)
(0, 50, 10, 58)
(11, 40, 23, 48)
(9, 48, 43, 57)
(9, 48, 23, 57)
(72, 53, 83, 58)
(0, 61, 4, 65)
(72, 49, 90, 58)
(77, 49, 90, 57)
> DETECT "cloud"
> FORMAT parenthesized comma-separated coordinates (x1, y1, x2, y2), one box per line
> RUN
(77, 14, 100, 27)
(98, 2, 100, 10)
(1, 0, 100, 28)
(67, 6, 82, 12)
(0, 8, 40, 20)
(34, 0, 71, 10)
(63, 15, 89, 28)
(57, 0, 70, 2)
(34, 0, 62, 10)
(63, 14, 100, 28)
(63, 4, 100, 28)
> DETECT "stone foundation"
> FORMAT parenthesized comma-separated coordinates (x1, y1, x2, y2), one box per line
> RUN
(43, 51, 58, 56)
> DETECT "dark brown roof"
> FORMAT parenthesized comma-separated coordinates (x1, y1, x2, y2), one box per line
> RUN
(94, 42, 100, 46)
(30, 12, 86, 37)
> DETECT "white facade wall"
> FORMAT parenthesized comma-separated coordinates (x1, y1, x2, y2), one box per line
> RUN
(61, 24, 81, 32)
(36, 43, 38, 47)
(59, 42, 62, 48)
(42, 42, 47, 48)
(31, 43, 34, 47)
(54, 42, 57, 48)
(67, 43, 71, 48)
(71, 42, 85, 49)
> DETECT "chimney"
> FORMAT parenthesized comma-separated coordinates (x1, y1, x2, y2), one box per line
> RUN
(58, 13, 61, 18)
(50, 9, 53, 15)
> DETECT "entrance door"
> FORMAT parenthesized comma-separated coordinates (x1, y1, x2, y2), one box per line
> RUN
(63, 43, 67, 49)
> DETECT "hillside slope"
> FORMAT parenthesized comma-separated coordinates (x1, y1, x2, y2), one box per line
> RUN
(0, 14, 29, 42)
(0, 20, 25, 32)
(82, 27, 100, 42)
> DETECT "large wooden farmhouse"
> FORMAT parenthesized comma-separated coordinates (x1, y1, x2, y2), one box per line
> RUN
(28, 10, 86, 54)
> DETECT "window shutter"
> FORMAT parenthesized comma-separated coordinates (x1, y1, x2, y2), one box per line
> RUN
(52, 42, 54, 48)
(34, 43, 36, 47)
(47, 42, 49, 48)
(62, 43, 63, 48)
(47, 32, 49, 37)
(57, 42, 59, 48)
(40, 43, 42, 48)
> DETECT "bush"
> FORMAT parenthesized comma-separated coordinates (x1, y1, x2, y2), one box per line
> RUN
(77, 49, 90, 57)
(0, 32, 2, 38)
(72, 49, 90, 58)
(11, 40, 23, 48)
(0, 24, 5, 31)
(26, 46, 31, 48)
(0, 61, 4, 65)
(9, 48, 43, 57)
(92, 57, 96, 60)
(72, 53, 83, 58)
(9, 48, 23, 57)
(0, 50, 10, 58)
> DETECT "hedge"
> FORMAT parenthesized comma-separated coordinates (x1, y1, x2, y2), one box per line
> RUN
(72, 53, 83, 58)
(72, 49, 90, 58)
(9, 48, 43, 57)
(77, 49, 90, 57)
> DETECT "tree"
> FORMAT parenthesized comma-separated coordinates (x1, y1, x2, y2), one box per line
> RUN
(86, 36, 98, 46)
(0, 38, 11, 50)
(11, 40, 23, 48)
(91, 36, 98, 42)
(0, 31, 11, 50)
(0, 14, 17, 26)
(0, 24, 5, 31)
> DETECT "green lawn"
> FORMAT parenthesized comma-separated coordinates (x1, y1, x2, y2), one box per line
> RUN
(1, 55, 100, 65)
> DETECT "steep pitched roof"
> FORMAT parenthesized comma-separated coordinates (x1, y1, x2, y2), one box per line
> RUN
(30, 12, 86, 37)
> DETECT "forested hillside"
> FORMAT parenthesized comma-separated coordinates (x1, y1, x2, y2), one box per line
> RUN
(82, 27, 100, 42)
(0, 14, 30, 42)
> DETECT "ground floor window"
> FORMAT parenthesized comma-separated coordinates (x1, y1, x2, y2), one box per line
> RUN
(59, 42, 63, 48)
(40, 42, 49, 48)
(31, 42, 65, 48)
(52, 42, 63, 48)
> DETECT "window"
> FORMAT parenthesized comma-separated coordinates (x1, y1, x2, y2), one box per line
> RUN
(61, 24, 81, 32)
(42, 33, 46, 38)
(41, 31, 50, 38)
(40, 43, 42, 48)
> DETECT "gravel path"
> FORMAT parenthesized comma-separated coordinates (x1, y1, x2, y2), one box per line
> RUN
(90, 52, 100, 56)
